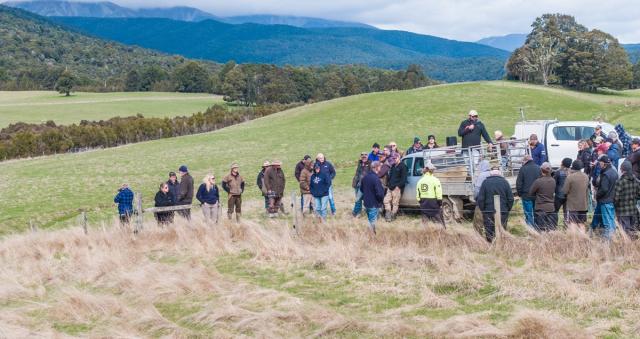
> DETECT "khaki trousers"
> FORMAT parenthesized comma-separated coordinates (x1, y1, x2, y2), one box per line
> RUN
(383, 187, 401, 215)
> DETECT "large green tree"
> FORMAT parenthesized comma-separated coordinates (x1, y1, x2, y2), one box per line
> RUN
(55, 69, 76, 96)
(172, 62, 211, 93)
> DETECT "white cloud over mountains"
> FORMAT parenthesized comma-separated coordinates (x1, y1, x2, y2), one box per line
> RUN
(105, 0, 640, 42)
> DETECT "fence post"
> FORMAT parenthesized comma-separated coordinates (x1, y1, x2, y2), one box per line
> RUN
(494, 195, 502, 239)
(291, 191, 298, 235)
(135, 192, 143, 234)
(29, 220, 37, 233)
(81, 211, 88, 235)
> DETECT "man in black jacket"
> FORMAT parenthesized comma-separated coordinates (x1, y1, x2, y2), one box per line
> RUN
(592, 155, 618, 240)
(477, 168, 514, 242)
(384, 155, 408, 221)
(516, 155, 541, 228)
(629, 138, 640, 180)
(176, 165, 194, 220)
(457, 110, 493, 149)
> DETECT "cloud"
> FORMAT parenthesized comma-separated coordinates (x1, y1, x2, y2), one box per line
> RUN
(106, 0, 640, 42)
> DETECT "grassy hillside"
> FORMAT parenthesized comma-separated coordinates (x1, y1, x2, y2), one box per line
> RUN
(53, 16, 509, 82)
(1, 81, 639, 233)
(0, 91, 221, 127)
(0, 5, 216, 90)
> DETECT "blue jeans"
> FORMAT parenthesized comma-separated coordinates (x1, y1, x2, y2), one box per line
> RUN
(352, 188, 364, 216)
(314, 196, 329, 220)
(592, 203, 616, 239)
(328, 185, 336, 214)
(366, 207, 379, 229)
(522, 199, 535, 228)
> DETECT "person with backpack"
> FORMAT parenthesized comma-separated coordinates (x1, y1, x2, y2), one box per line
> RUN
(196, 174, 220, 224)
(222, 163, 245, 222)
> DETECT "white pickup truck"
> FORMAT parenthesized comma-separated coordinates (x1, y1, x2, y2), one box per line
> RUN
(514, 120, 619, 168)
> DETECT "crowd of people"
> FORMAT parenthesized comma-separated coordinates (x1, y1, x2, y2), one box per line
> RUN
(113, 110, 640, 242)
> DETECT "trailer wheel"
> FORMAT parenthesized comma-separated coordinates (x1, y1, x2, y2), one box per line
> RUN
(442, 197, 463, 224)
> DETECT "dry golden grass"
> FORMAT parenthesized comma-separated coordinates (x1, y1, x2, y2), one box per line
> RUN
(0, 200, 639, 337)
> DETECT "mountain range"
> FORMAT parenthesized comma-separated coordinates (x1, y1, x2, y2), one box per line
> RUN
(50, 16, 509, 82)
(3, 0, 374, 28)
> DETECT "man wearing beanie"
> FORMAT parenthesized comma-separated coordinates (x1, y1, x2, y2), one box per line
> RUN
(592, 155, 618, 240)
(614, 161, 640, 239)
(529, 162, 557, 231)
(176, 165, 194, 220)
(562, 160, 590, 230)
(554, 157, 572, 225)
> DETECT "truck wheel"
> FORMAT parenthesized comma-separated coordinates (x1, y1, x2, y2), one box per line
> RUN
(442, 197, 463, 224)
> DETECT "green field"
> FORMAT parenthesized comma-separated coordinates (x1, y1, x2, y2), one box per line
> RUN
(1, 81, 640, 232)
(0, 91, 222, 128)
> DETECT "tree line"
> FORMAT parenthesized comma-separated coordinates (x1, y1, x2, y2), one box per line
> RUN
(506, 14, 638, 91)
(0, 103, 299, 161)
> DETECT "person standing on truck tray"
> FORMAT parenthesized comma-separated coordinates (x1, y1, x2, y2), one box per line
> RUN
(554, 158, 572, 226)
(222, 163, 245, 222)
(425, 135, 439, 149)
(529, 134, 547, 166)
(385, 154, 408, 221)
(516, 155, 541, 228)
(114, 183, 134, 226)
(590, 125, 607, 144)
(562, 160, 590, 231)
(352, 152, 370, 217)
(529, 162, 557, 231)
(176, 165, 194, 220)
(316, 153, 337, 215)
(591, 155, 618, 240)
(299, 158, 315, 217)
(257, 161, 270, 213)
(360, 161, 386, 234)
(406, 137, 423, 155)
(416, 162, 444, 228)
(614, 161, 640, 240)
(457, 110, 493, 156)
(628, 138, 640, 180)
(264, 160, 286, 218)
(476, 167, 514, 242)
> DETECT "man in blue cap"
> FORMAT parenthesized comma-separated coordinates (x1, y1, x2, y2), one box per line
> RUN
(176, 165, 194, 220)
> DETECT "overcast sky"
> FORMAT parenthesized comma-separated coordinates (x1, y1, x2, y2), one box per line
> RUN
(116, 0, 640, 43)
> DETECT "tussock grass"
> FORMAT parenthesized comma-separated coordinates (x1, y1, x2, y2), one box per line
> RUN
(0, 208, 638, 337)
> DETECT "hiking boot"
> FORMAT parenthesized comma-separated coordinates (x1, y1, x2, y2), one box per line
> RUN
(385, 214, 392, 222)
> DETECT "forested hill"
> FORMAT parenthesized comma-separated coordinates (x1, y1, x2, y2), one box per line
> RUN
(0, 5, 216, 90)
(53, 16, 510, 82)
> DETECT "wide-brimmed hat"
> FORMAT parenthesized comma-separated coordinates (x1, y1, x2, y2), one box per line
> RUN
(272, 160, 282, 166)
(262, 160, 271, 167)
(230, 163, 239, 169)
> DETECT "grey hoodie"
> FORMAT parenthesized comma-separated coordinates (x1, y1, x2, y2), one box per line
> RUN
(474, 160, 492, 199)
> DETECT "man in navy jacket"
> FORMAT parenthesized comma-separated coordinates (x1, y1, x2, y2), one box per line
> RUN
(529, 134, 547, 166)
(360, 161, 385, 234)
(316, 153, 337, 215)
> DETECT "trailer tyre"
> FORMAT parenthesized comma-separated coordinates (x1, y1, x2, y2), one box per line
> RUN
(441, 197, 462, 224)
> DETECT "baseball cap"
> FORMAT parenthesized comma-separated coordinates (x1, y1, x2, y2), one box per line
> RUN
(599, 155, 611, 164)
(468, 110, 478, 117)
(179, 165, 188, 172)
(425, 162, 437, 171)
(632, 138, 640, 145)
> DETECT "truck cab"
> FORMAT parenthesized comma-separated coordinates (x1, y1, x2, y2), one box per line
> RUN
(514, 120, 616, 168)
